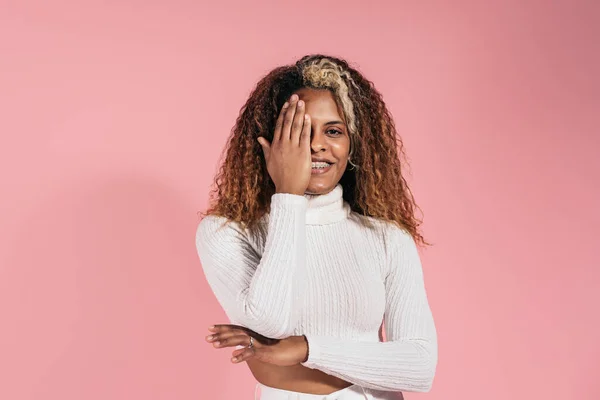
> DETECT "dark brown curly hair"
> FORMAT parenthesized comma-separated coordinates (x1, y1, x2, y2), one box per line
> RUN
(198, 53, 429, 246)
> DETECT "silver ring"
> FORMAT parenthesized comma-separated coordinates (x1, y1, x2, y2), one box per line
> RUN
(248, 336, 254, 348)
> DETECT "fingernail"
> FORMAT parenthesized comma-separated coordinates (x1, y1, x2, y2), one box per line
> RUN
(213, 341, 220, 347)
(208, 325, 215, 331)
(232, 357, 238, 362)
(298, 100, 304, 107)
(206, 335, 214, 341)
(283, 102, 289, 108)
(291, 94, 298, 101)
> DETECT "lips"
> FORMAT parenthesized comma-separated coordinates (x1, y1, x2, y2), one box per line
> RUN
(311, 158, 334, 163)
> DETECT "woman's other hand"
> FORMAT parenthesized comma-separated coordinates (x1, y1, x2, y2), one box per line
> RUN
(206, 324, 309, 367)
(257, 93, 312, 196)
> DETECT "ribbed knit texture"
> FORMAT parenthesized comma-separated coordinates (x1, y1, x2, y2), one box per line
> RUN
(195, 184, 437, 392)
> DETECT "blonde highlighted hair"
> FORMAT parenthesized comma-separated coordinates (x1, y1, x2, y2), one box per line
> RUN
(301, 57, 360, 168)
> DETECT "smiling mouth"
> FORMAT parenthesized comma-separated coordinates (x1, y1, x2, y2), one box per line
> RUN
(311, 162, 333, 175)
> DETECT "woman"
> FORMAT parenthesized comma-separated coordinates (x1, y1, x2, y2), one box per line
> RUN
(195, 54, 437, 400)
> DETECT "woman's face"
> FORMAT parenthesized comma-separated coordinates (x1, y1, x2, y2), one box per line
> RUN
(294, 87, 351, 195)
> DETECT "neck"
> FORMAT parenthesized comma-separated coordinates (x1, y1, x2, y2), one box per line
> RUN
(303, 184, 351, 225)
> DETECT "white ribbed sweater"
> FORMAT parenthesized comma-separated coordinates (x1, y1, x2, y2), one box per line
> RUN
(195, 183, 437, 392)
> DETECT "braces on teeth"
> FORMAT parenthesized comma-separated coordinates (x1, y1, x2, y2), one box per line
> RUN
(312, 162, 331, 169)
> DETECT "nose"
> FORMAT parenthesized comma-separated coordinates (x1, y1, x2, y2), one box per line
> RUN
(310, 131, 327, 152)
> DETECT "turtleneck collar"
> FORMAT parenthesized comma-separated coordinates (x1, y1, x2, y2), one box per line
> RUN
(303, 183, 351, 225)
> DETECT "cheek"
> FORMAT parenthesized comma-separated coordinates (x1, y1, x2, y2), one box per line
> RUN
(330, 138, 350, 160)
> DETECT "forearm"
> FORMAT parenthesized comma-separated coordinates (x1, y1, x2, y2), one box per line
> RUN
(301, 334, 437, 392)
(197, 193, 308, 339)
(241, 193, 309, 337)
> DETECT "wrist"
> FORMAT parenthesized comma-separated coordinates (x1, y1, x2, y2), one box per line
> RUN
(275, 185, 306, 196)
(301, 335, 309, 363)
(276, 190, 305, 196)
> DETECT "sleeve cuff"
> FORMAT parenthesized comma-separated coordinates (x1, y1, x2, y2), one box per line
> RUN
(300, 334, 322, 369)
(271, 192, 308, 207)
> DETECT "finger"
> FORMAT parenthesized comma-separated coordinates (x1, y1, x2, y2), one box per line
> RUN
(207, 324, 246, 340)
(299, 114, 311, 148)
(231, 346, 257, 364)
(208, 324, 240, 334)
(206, 329, 248, 343)
(209, 324, 281, 346)
(272, 102, 289, 143)
(290, 100, 306, 145)
(213, 334, 252, 348)
(281, 94, 299, 142)
(231, 346, 248, 358)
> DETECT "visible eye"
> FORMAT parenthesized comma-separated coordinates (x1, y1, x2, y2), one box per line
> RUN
(327, 129, 343, 136)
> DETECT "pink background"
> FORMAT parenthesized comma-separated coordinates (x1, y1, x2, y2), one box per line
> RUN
(1, 1, 599, 399)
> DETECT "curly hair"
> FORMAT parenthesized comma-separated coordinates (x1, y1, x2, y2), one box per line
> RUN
(198, 53, 429, 246)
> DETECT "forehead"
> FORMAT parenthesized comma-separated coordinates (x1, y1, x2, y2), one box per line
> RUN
(294, 88, 344, 121)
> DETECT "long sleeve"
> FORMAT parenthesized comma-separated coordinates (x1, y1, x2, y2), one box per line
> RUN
(300, 226, 438, 392)
(195, 193, 308, 339)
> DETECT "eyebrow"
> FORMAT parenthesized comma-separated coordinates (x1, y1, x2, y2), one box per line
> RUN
(324, 120, 345, 126)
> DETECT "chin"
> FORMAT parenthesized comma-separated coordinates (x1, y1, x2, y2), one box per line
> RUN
(305, 179, 339, 195)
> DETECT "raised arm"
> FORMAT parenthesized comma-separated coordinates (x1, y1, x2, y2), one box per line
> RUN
(300, 226, 438, 392)
(195, 192, 308, 339)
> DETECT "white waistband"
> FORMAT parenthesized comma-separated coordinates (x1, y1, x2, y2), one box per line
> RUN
(254, 382, 376, 400)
